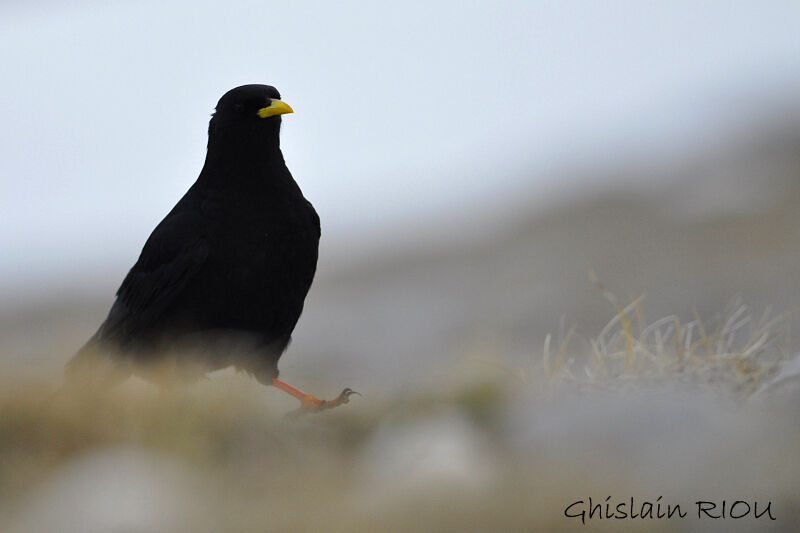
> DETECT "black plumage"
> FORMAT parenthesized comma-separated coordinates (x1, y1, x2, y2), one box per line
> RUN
(71, 85, 326, 392)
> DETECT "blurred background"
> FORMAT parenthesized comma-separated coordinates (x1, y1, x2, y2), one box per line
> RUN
(2, 0, 800, 382)
(2, 1, 800, 531)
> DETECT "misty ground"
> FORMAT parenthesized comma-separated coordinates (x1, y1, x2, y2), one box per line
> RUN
(2, 115, 800, 531)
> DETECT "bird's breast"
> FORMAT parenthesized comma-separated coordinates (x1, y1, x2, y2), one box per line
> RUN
(192, 191, 319, 327)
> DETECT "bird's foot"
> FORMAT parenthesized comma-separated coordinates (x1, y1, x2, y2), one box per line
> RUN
(293, 388, 360, 415)
(272, 378, 359, 416)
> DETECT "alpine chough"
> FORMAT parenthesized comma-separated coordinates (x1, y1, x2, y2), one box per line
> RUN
(69, 84, 356, 413)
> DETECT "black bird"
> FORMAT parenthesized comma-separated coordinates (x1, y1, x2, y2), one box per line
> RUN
(70, 84, 356, 412)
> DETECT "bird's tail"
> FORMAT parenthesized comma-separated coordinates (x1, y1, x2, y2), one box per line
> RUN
(64, 336, 131, 391)
(34, 338, 132, 415)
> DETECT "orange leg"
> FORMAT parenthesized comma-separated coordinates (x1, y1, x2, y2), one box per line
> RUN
(272, 378, 359, 414)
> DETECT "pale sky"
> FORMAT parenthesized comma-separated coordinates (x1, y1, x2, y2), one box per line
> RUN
(2, 1, 800, 298)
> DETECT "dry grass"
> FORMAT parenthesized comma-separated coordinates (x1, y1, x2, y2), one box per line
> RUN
(535, 285, 791, 399)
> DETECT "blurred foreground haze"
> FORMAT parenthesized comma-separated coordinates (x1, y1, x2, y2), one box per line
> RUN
(2, 1, 800, 532)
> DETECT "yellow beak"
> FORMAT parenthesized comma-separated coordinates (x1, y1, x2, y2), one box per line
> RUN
(257, 99, 294, 118)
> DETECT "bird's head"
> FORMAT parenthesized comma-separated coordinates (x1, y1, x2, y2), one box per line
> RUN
(208, 84, 293, 146)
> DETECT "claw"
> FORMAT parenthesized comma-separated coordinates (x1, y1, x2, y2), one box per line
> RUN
(334, 388, 361, 406)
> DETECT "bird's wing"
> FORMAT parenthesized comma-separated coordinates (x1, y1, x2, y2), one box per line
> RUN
(97, 210, 210, 342)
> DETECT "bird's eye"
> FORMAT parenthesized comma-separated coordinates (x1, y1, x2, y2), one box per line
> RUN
(232, 103, 244, 113)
